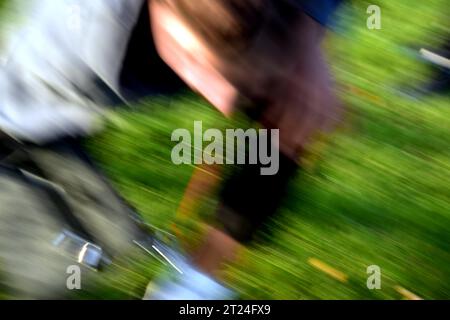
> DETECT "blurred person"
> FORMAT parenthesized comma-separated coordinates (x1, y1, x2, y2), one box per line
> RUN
(0, 0, 343, 299)
(0, 0, 188, 298)
(145, 0, 343, 299)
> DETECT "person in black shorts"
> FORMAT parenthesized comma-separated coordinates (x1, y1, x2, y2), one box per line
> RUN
(145, 0, 344, 299)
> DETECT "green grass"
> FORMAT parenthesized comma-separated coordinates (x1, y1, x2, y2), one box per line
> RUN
(2, 0, 450, 299)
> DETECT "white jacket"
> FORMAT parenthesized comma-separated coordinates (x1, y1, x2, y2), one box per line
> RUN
(0, 0, 145, 143)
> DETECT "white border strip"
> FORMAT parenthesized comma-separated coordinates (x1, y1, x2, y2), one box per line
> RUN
(420, 48, 450, 69)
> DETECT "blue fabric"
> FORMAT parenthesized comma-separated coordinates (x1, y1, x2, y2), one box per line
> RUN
(287, 0, 344, 25)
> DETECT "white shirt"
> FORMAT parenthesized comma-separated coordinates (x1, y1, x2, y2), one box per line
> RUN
(0, 0, 145, 143)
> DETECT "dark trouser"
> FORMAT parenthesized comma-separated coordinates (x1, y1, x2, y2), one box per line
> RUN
(0, 137, 145, 298)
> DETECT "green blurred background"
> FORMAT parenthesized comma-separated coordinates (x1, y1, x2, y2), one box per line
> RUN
(0, 0, 449, 299)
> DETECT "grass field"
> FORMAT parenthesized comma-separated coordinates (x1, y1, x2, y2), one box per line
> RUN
(1, 0, 449, 299)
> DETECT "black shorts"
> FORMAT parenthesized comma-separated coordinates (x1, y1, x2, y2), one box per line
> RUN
(216, 143, 299, 244)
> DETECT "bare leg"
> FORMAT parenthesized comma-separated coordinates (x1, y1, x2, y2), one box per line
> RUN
(174, 164, 241, 276)
(193, 226, 241, 276)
